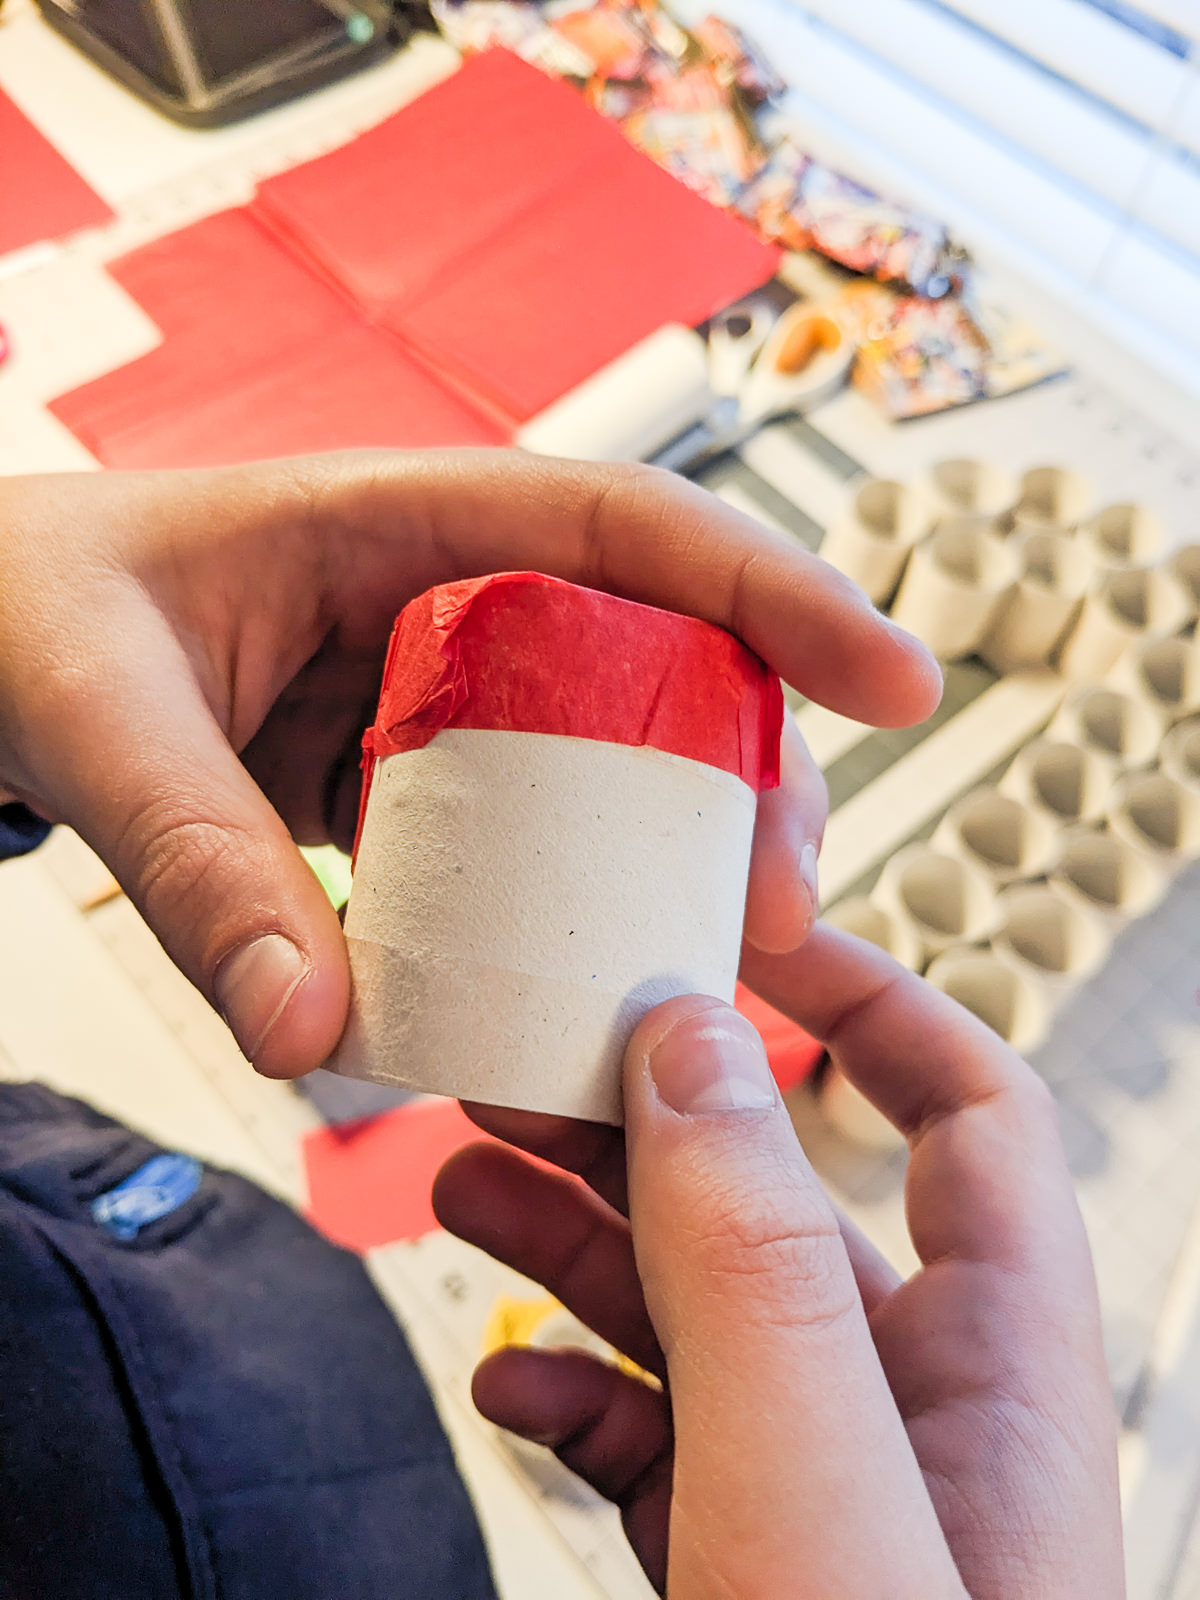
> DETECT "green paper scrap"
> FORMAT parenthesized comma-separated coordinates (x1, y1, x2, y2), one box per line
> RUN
(302, 845, 353, 910)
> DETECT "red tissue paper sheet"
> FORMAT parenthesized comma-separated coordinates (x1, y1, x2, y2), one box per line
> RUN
(0, 90, 113, 258)
(303, 1098, 484, 1251)
(253, 48, 779, 422)
(735, 982, 823, 1092)
(302, 1096, 566, 1252)
(357, 571, 784, 852)
(50, 48, 776, 466)
(49, 208, 505, 469)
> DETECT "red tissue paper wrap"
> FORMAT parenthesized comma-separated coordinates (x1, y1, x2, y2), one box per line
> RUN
(358, 571, 783, 855)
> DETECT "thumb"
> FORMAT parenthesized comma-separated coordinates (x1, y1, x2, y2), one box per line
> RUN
(622, 997, 962, 1600)
(30, 634, 349, 1079)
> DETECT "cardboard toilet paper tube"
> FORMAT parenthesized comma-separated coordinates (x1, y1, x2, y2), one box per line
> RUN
(820, 1067, 905, 1152)
(330, 573, 783, 1125)
(979, 528, 1094, 672)
(999, 738, 1116, 826)
(1163, 717, 1200, 791)
(992, 883, 1110, 997)
(1105, 769, 1200, 869)
(1049, 684, 1166, 771)
(514, 323, 711, 463)
(870, 844, 997, 967)
(920, 457, 1017, 520)
(818, 478, 932, 606)
(1110, 633, 1200, 724)
(1012, 464, 1092, 533)
(1048, 825, 1169, 925)
(821, 896, 923, 970)
(1080, 503, 1165, 569)
(1167, 545, 1200, 613)
(818, 898, 918, 1151)
(979, 529, 1092, 673)
(887, 519, 1020, 660)
(1057, 565, 1195, 682)
(933, 786, 1058, 886)
(926, 947, 1049, 1056)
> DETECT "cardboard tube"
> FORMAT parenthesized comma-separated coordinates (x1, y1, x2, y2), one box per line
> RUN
(1012, 464, 1092, 533)
(821, 1068, 905, 1152)
(1049, 825, 1170, 926)
(1106, 769, 1200, 867)
(979, 529, 1092, 673)
(1049, 685, 1166, 771)
(335, 730, 756, 1124)
(1110, 633, 1200, 723)
(920, 457, 1018, 520)
(887, 519, 1020, 660)
(992, 883, 1110, 995)
(1080, 503, 1165, 569)
(1000, 738, 1116, 826)
(331, 574, 782, 1124)
(818, 478, 932, 606)
(1057, 565, 1195, 681)
(821, 896, 923, 970)
(933, 787, 1058, 885)
(1167, 544, 1200, 612)
(1163, 717, 1200, 791)
(515, 323, 712, 463)
(926, 947, 1049, 1056)
(871, 844, 997, 966)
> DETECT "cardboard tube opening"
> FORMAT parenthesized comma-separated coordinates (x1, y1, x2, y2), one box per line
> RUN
(939, 789, 1057, 881)
(1134, 636, 1200, 720)
(1109, 771, 1200, 858)
(1083, 503, 1164, 567)
(926, 948, 1047, 1053)
(876, 846, 996, 953)
(927, 458, 1017, 518)
(854, 478, 928, 543)
(821, 1068, 906, 1152)
(929, 521, 1017, 589)
(1022, 531, 1086, 592)
(1054, 686, 1163, 769)
(995, 885, 1108, 979)
(1051, 828, 1166, 920)
(1017, 465, 1092, 527)
(890, 525, 1018, 660)
(979, 530, 1092, 672)
(822, 896, 923, 970)
(1105, 566, 1191, 633)
(1168, 545, 1200, 611)
(821, 480, 929, 605)
(1005, 740, 1113, 824)
(1164, 718, 1200, 789)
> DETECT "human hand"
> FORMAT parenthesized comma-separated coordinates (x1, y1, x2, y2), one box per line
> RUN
(0, 454, 938, 1076)
(433, 925, 1124, 1598)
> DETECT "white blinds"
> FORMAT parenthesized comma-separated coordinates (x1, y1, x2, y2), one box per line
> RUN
(699, 0, 1200, 396)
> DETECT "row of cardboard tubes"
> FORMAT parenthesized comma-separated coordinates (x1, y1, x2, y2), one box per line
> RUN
(815, 460, 1200, 1147)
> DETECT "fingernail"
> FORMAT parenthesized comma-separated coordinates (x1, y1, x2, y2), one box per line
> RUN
(647, 1003, 776, 1116)
(214, 934, 309, 1062)
(799, 841, 819, 927)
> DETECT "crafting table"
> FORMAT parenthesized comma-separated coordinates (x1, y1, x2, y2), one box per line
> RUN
(2, 4, 1200, 1593)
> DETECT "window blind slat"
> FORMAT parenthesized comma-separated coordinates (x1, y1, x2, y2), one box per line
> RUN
(1118, 0, 1200, 49)
(746, 3, 1121, 276)
(794, 0, 1162, 212)
(934, 0, 1189, 136)
(1100, 227, 1200, 349)
(1136, 149, 1200, 260)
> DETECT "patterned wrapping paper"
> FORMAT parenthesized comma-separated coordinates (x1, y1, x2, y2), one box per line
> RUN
(432, 0, 1066, 418)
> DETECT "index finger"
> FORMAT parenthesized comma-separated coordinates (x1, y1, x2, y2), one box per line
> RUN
(739, 925, 1087, 1278)
(305, 450, 943, 727)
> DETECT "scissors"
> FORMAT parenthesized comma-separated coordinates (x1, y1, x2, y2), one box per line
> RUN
(651, 298, 853, 475)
